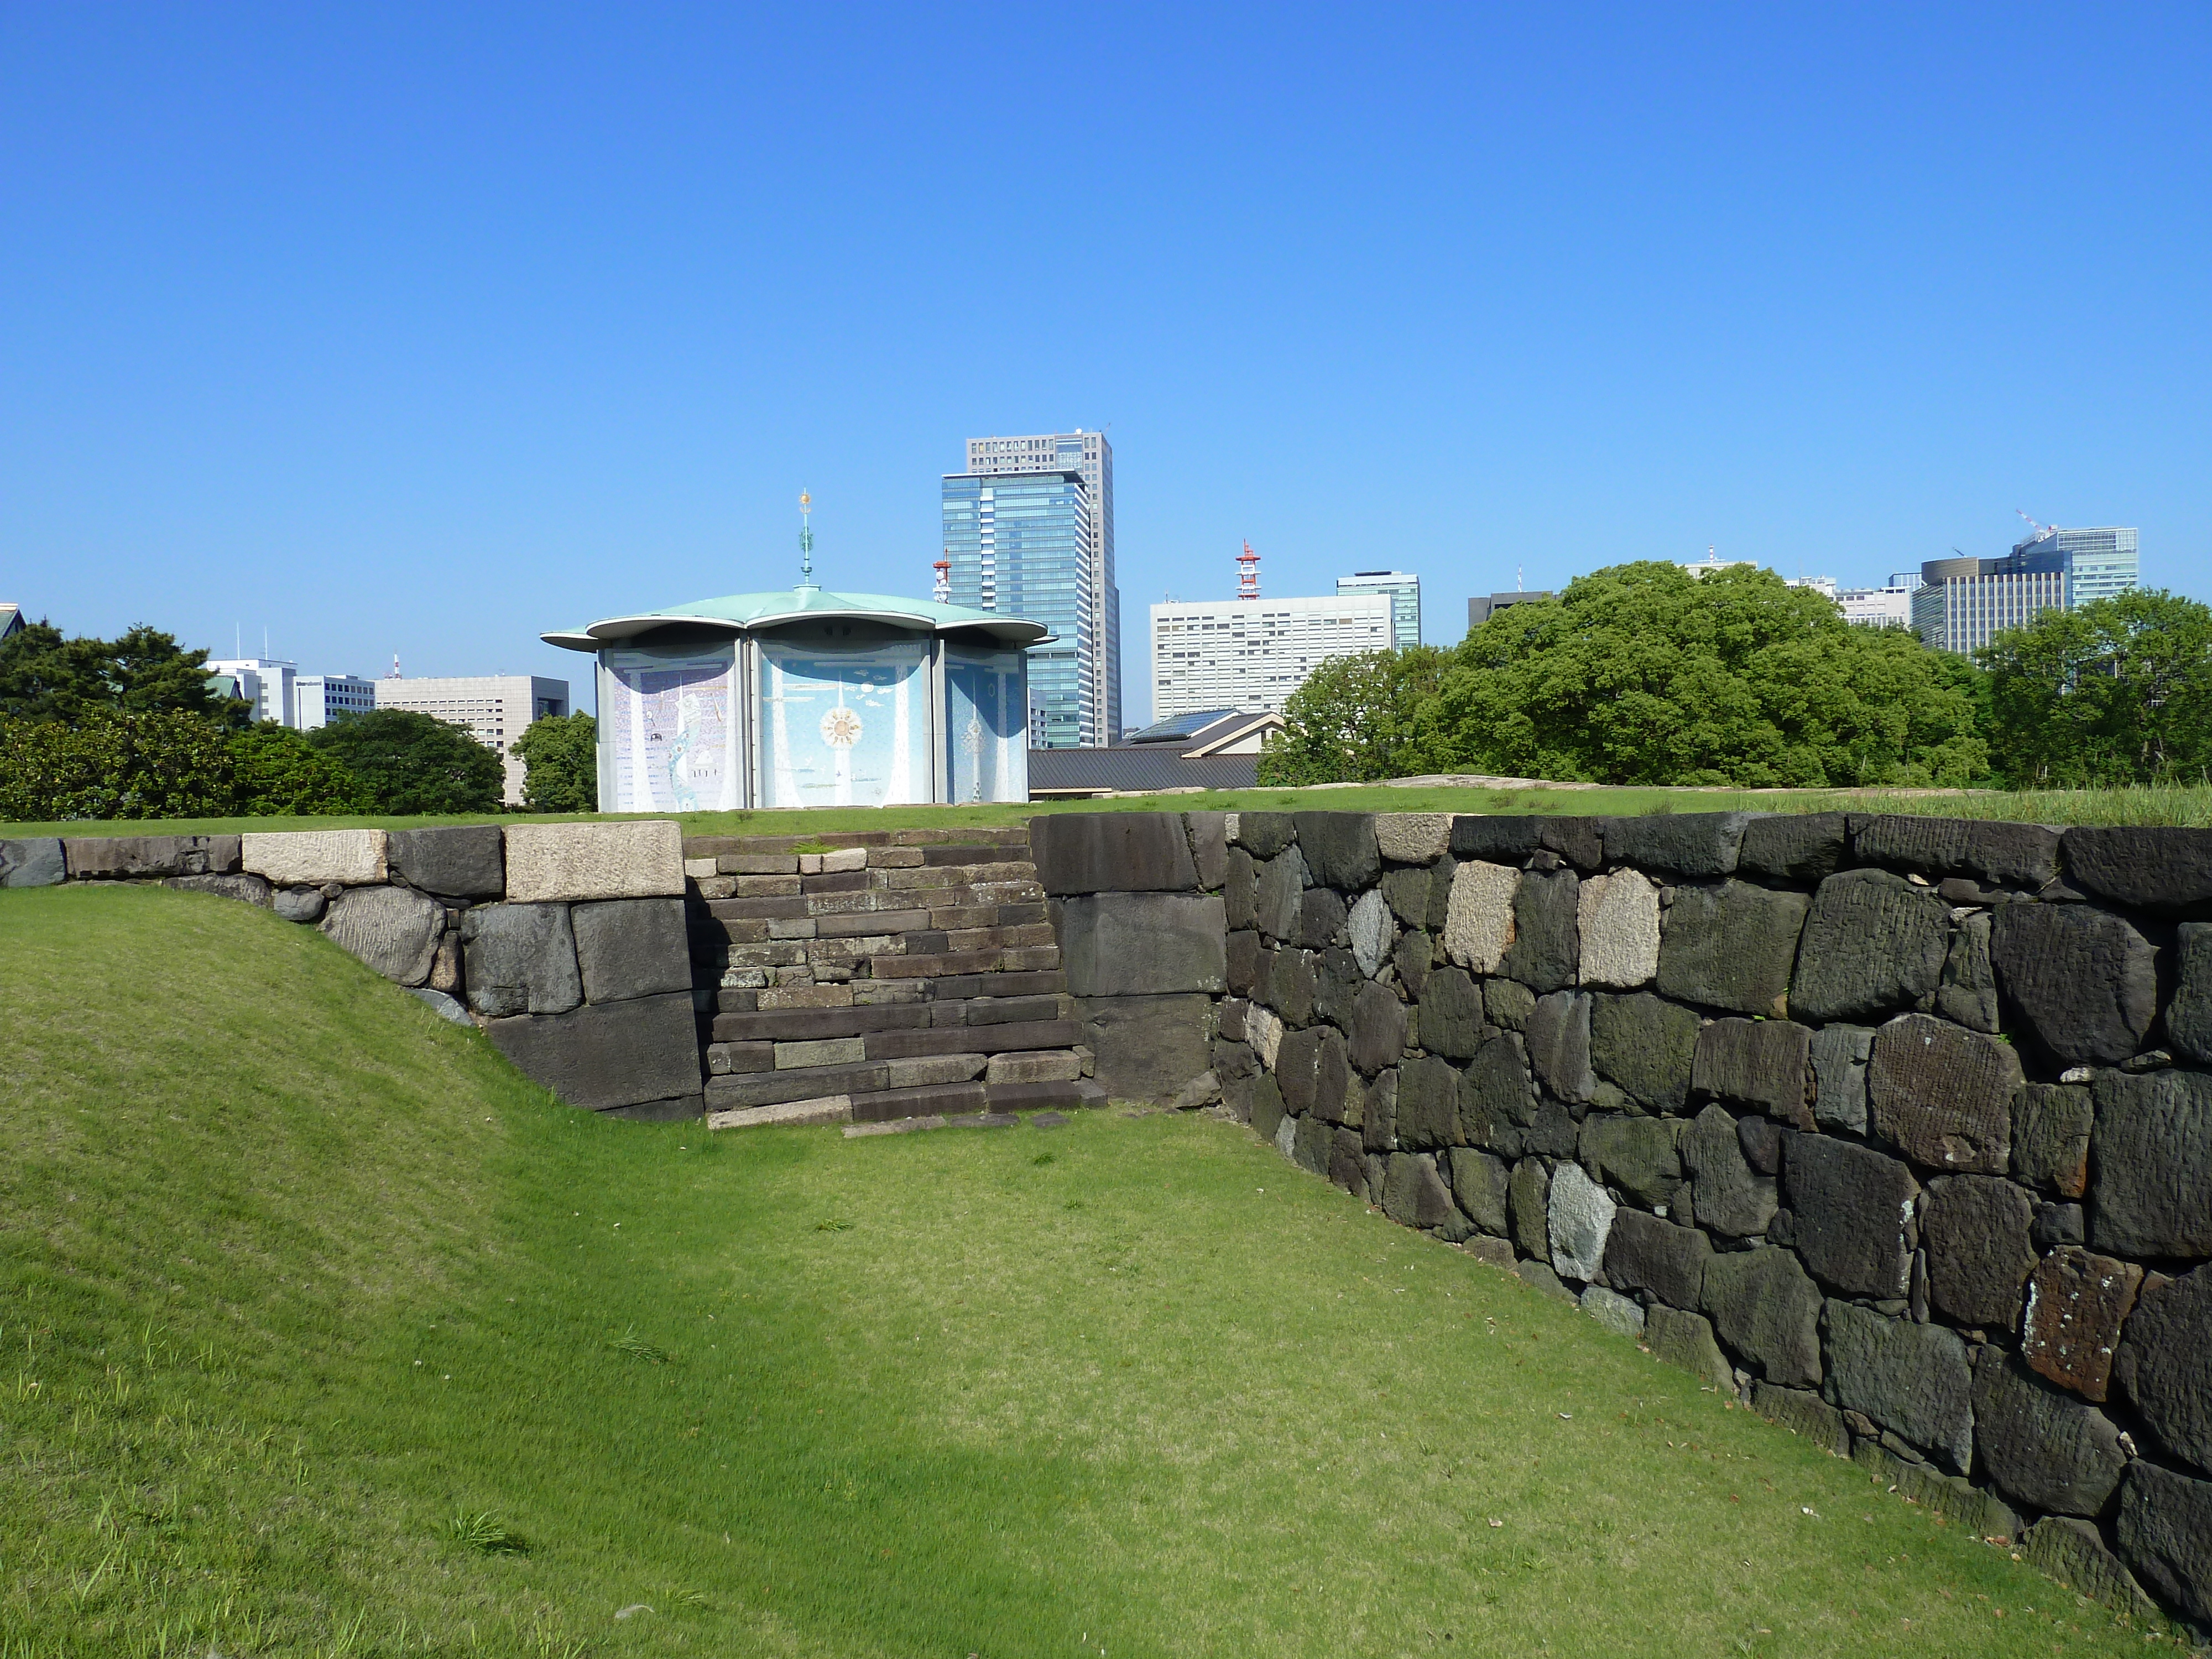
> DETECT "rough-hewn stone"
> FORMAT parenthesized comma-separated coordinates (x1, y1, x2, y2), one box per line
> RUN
(1580, 1283, 1646, 1337)
(2113, 1263, 2212, 1479)
(1450, 1147, 1511, 1235)
(1328, 1126, 1368, 1197)
(2022, 1246, 2142, 1403)
(1702, 1246, 1822, 1387)
(1293, 1113, 1332, 1176)
(2115, 1461, 2212, 1626)
(2088, 1067, 2212, 1259)
(1589, 991, 1697, 1113)
(1391, 927, 1431, 999)
(1645, 1306, 1734, 1390)
(164, 873, 273, 907)
(1296, 886, 1348, 952)
(488, 991, 702, 1112)
(1348, 980, 1407, 1076)
(1683, 1104, 1776, 1238)
(570, 896, 690, 1004)
(1244, 1001, 1284, 1069)
(1524, 990, 1594, 1104)
(1508, 1157, 1551, 1260)
(1224, 848, 1257, 931)
(1312, 946, 1363, 1033)
(1654, 880, 1808, 1018)
(243, 828, 387, 887)
(503, 821, 684, 903)
(1255, 946, 1315, 1027)
(0, 838, 65, 888)
(1604, 1208, 1710, 1308)
(1601, 812, 1755, 880)
(1990, 902, 2159, 1068)
(1293, 812, 1380, 891)
(1808, 1022, 1872, 1134)
(1378, 867, 1432, 929)
(387, 825, 504, 898)
(273, 885, 326, 923)
(1750, 1382, 1850, 1454)
(2011, 1083, 2091, 1198)
(1971, 1347, 2126, 1517)
(1851, 814, 2062, 889)
(461, 902, 582, 1015)
(1547, 1161, 1615, 1282)
(316, 883, 444, 987)
(2060, 825, 2212, 915)
(1459, 1032, 1534, 1147)
(1250, 1073, 1286, 1144)
(2172, 923, 2212, 1066)
(1501, 867, 1578, 993)
(1346, 888, 1393, 979)
(1057, 893, 1228, 996)
(1736, 813, 1848, 885)
(1383, 1151, 1467, 1238)
(1276, 1025, 1327, 1117)
(1225, 928, 1261, 997)
(2020, 1518, 2164, 1623)
(1449, 815, 1547, 864)
(1394, 1054, 1463, 1150)
(1310, 1028, 1355, 1126)
(1823, 1300, 1974, 1472)
(1417, 966, 1484, 1061)
(1375, 812, 1451, 866)
(1076, 994, 1213, 1104)
(1782, 1133, 1916, 1298)
(1918, 1175, 2036, 1330)
(1361, 1067, 1397, 1152)
(1443, 859, 1519, 974)
(1254, 847, 1306, 942)
(1867, 1013, 2017, 1173)
(1934, 910, 1999, 1034)
(1578, 1113, 1683, 1209)
(1235, 811, 1297, 860)
(1691, 1018, 1813, 1129)
(1787, 869, 1950, 1023)
(1575, 869, 1659, 989)
(1031, 812, 1197, 894)
(65, 832, 242, 880)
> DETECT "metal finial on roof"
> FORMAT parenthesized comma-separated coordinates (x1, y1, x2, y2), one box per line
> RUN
(797, 491, 816, 589)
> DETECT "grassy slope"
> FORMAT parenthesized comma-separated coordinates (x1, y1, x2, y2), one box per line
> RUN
(1, 887, 2186, 1657)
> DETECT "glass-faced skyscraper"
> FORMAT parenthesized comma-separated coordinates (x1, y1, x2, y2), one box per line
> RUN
(1335, 570, 1422, 649)
(946, 431, 1120, 745)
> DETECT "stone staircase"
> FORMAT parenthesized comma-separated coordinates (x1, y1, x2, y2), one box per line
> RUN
(682, 824, 1104, 1127)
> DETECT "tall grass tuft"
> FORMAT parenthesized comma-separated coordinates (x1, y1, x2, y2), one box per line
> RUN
(440, 1511, 529, 1554)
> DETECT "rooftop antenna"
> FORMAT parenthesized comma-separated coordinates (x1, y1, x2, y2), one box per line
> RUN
(1237, 540, 1260, 600)
(1516, 565, 1523, 592)
(387, 653, 402, 679)
(797, 491, 816, 589)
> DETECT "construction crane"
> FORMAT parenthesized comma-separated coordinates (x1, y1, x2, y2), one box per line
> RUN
(1237, 540, 1260, 601)
(2016, 509, 2052, 539)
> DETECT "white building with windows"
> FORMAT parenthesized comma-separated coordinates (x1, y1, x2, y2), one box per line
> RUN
(1150, 593, 1394, 722)
(1837, 575, 1917, 629)
(204, 656, 298, 727)
(293, 674, 377, 729)
(374, 675, 571, 805)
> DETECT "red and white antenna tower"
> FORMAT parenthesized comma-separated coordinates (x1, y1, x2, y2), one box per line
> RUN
(932, 550, 951, 604)
(1237, 539, 1260, 600)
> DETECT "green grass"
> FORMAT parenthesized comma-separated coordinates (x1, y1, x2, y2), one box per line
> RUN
(1, 886, 2193, 1656)
(4, 778, 2211, 840)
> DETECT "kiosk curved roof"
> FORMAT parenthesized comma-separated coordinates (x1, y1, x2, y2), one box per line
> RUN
(542, 587, 1050, 651)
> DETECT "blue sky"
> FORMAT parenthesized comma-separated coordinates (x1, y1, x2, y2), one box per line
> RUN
(4, 3, 2206, 726)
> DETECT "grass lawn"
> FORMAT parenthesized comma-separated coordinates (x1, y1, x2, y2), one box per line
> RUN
(1, 885, 2193, 1656)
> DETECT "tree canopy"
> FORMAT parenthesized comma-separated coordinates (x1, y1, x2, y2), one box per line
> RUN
(0, 620, 248, 728)
(512, 712, 598, 811)
(305, 708, 505, 814)
(229, 723, 374, 815)
(1258, 646, 1448, 786)
(0, 709, 238, 821)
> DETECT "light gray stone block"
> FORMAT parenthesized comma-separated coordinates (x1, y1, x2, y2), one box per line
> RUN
(1443, 859, 1519, 973)
(243, 829, 387, 887)
(1347, 887, 1393, 979)
(1374, 813, 1451, 865)
(502, 821, 684, 903)
(1577, 869, 1659, 989)
(1582, 1284, 1646, 1338)
(0, 837, 65, 888)
(1547, 1161, 1615, 1282)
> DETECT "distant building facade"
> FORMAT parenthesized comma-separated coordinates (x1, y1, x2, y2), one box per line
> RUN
(1335, 571, 1422, 650)
(1912, 528, 2140, 655)
(1150, 593, 1393, 721)
(293, 674, 377, 730)
(374, 675, 570, 805)
(0, 604, 23, 641)
(1837, 575, 1917, 629)
(2012, 524, 2140, 606)
(204, 656, 298, 727)
(1467, 591, 1553, 629)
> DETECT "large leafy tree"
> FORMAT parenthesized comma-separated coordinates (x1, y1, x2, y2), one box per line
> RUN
(1408, 562, 1988, 787)
(305, 708, 505, 814)
(1259, 646, 1449, 785)
(0, 709, 237, 821)
(511, 712, 599, 811)
(1979, 588, 2212, 787)
(0, 620, 249, 728)
(229, 722, 374, 815)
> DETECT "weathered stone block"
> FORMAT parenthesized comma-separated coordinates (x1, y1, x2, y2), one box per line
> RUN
(1684, 1104, 1776, 1239)
(1579, 1283, 1646, 1337)
(1458, 1032, 1533, 1149)
(2113, 1262, 2212, 1479)
(273, 886, 325, 923)
(1184, 812, 1227, 891)
(1383, 1151, 1467, 1237)
(708, 1095, 850, 1130)
(488, 990, 702, 1111)
(1390, 927, 1432, 999)
(1929, 911, 1998, 1035)
(2020, 1517, 2164, 1624)
(1823, 1300, 1974, 1472)
(1379, 866, 1432, 929)
(1578, 1113, 1683, 1209)
(1345, 888, 1393, 979)
(503, 822, 684, 904)
(1292, 1112, 1332, 1176)
(1808, 1022, 1872, 1134)
(1604, 1208, 1711, 1308)
(1361, 1067, 1398, 1153)
(1867, 1013, 2017, 1174)
(1547, 1161, 1615, 1282)
(1328, 1126, 1368, 1198)
(1394, 1054, 1462, 1150)
(1990, 902, 2158, 1068)
(2060, 825, 2212, 915)
(1588, 992, 1697, 1113)
(1417, 966, 1484, 1061)
(1787, 869, 1949, 1023)
(0, 838, 65, 887)
(319, 883, 444, 987)
(1736, 813, 1848, 885)
(1971, 1347, 2126, 1517)
(242, 829, 386, 887)
(1524, 990, 1594, 1104)
(1750, 1382, 1849, 1454)
(1702, 1245, 1822, 1387)
(1057, 893, 1228, 996)
(1645, 1306, 1734, 1391)
(1449, 815, 1545, 864)
(1255, 946, 1316, 1027)
(883, 1052, 987, 1088)
(1225, 928, 1261, 997)
(1375, 813, 1452, 865)
(2088, 1067, 2212, 1259)
(1576, 870, 1659, 989)
(462, 902, 582, 1016)
(1254, 846, 1306, 942)
(1450, 1147, 1510, 1235)
(570, 896, 690, 1004)
(2115, 1460, 2212, 1626)
(1312, 1027, 1355, 1125)
(986, 1050, 1082, 1085)
(1443, 859, 1518, 973)
(2172, 923, 2212, 1066)
(1600, 812, 1754, 880)
(1224, 848, 1257, 931)
(1921, 1175, 2036, 1329)
(778, 1036, 866, 1069)
(387, 825, 504, 898)
(1348, 980, 1407, 1076)
(1031, 812, 1196, 894)
(1250, 1073, 1286, 1144)
(1655, 880, 1808, 1018)
(1293, 812, 1380, 890)
(164, 873, 273, 907)
(1783, 1133, 1916, 1298)
(1313, 944, 1363, 1036)
(1076, 994, 1213, 1104)
(1484, 977, 1533, 1032)
(1501, 867, 1578, 993)
(1851, 814, 2061, 889)
(1296, 886, 1348, 951)
(1736, 1113, 1783, 1176)
(1508, 1157, 1551, 1259)
(1692, 1018, 1812, 1129)
(2022, 1246, 2143, 1402)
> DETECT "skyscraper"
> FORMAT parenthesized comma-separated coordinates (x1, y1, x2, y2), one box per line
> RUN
(1913, 526, 2141, 655)
(1335, 571, 1422, 649)
(2011, 525, 2140, 606)
(953, 431, 1119, 744)
(941, 467, 1094, 748)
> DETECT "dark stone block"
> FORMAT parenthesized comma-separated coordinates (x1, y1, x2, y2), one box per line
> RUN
(164, 873, 272, 907)
(1349, 979, 1408, 1076)
(1313, 946, 1362, 1032)
(2088, 1067, 2212, 1259)
(1702, 1245, 1822, 1387)
(2113, 1262, 2212, 1479)
(1391, 927, 1432, 998)
(1508, 1157, 1551, 1259)
(1921, 1175, 2036, 1329)
(1507, 1101, 1578, 1161)
(1524, 990, 1594, 1104)
(489, 991, 702, 1111)
(1213, 1036, 1257, 1084)
(852, 1082, 984, 1120)
(1807, 1024, 1872, 1134)
(1031, 812, 1197, 895)
(1459, 1032, 1534, 1148)
(1425, 860, 1455, 931)
(1225, 929, 1261, 996)
(1600, 812, 1755, 880)
(1448, 815, 1546, 863)
(1383, 1151, 1468, 1238)
(2061, 825, 2212, 915)
(1417, 966, 1484, 1061)
(1310, 1027, 1354, 1126)
(0, 837, 65, 888)
(1058, 893, 1228, 997)
(1604, 1208, 1711, 1308)
(1972, 1347, 2127, 1517)
(1293, 1112, 1332, 1176)
(1788, 870, 1950, 1023)
(1782, 1133, 1916, 1298)
(2115, 1460, 2212, 1625)
(571, 897, 690, 1004)
(1262, 947, 1317, 1028)
(1328, 1125, 1369, 1198)
(1850, 814, 2062, 889)
(1655, 880, 1808, 1018)
(1737, 1114, 1784, 1176)
(1736, 813, 1847, 885)
(1750, 1383, 1850, 1455)
(1990, 903, 2159, 1068)
(604, 1093, 706, 1123)
(1483, 977, 1533, 1032)
(1296, 886, 1348, 951)
(1185, 812, 1228, 891)
(1450, 1147, 1510, 1235)
(1691, 1018, 1813, 1128)
(1934, 910, 1998, 1034)
(1235, 811, 1297, 860)
(1394, 1054, 1464, 1150)
(1823, 1300, 1974, 1472)
(462, 902, 583, 1017)
(63, 833, 239, 879)
(1224, 848, 1257, 931)
(1362, 1067, 1398, 1153)
(1250, 1073, 1286, 1144)
(387, 825, 504, 898)
(1292, 812, 1380, 891)
(2032, 1202, 2085, 1249)
(1501, 867, 1579, 993)
(707, 1061, 888, 1109)
(1254, 847, 1306, 943)
(2020, 1517, 2163, 1624)
(1683, 1104, 1776, 1238)
(1645, 1305, 1734, 1390)
(2172, 923, 2212, 1065)
(1076, 994, 1213, 1104)
(1578, 1113, 1683, 1209)
(1867, 1013, 2018, 1175)
(1589, 991, 1698, 1113)
(1544, 817, 1606, 873)
(1379, 867, 1432, 928)
(1276, 1026, 1326, 1116)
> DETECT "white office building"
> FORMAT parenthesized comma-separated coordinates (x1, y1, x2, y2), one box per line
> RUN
(293, 674, 377, 729)
(1335, 571, 1422, 649)
(204, 657, 298, 727)
(1836, 575, 1917, 629)
(1150, 593, 1394, 721)
(374, 675, 570, 805)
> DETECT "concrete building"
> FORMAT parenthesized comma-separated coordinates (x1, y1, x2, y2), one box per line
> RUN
(292, 674, 377, 730)
(1150, 593, 1393, 721)
(1912, 529, 2139, 655)
(954, 430, 1120, 746)
(1836, 575, 1917, 629)
(374, 675, 571, 805)
(1467, 591, 1553, 629)
(2011, 524, 2140, 604)
(1335, 571, 1422, 649)
(204, 657, 298, 727)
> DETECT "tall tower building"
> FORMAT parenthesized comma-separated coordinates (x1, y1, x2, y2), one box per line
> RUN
(952, 430, 1119, 745)
(2011, 525, 2141, 606)
(1335, 571, 1422, 649)
(941, 467, 1094, 748)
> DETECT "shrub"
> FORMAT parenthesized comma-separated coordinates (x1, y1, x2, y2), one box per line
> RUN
(305, 708, 505, 814)
(228, 722, 373, 815)
(0, 709, 236, 821)
(1259, 646, 1449, 786)
(512, 712, 598, 811)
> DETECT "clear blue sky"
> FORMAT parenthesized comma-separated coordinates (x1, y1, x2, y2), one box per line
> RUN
(4, 3, 2206, 726)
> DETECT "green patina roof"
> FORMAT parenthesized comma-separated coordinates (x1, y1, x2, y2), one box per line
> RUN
(541, 586, 1050, 651)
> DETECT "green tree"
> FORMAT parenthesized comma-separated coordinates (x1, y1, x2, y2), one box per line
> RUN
(1979, 588, 2212, 786)
(1258, 646, 1449, 785)
(228, 722, 373, 816)
(511, 712, 598, 811)
(0, 708, 236, 821)
(0, 620, 249, 728)
(1409, 561, 1988, 787)
(305, 708, 505, 814)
